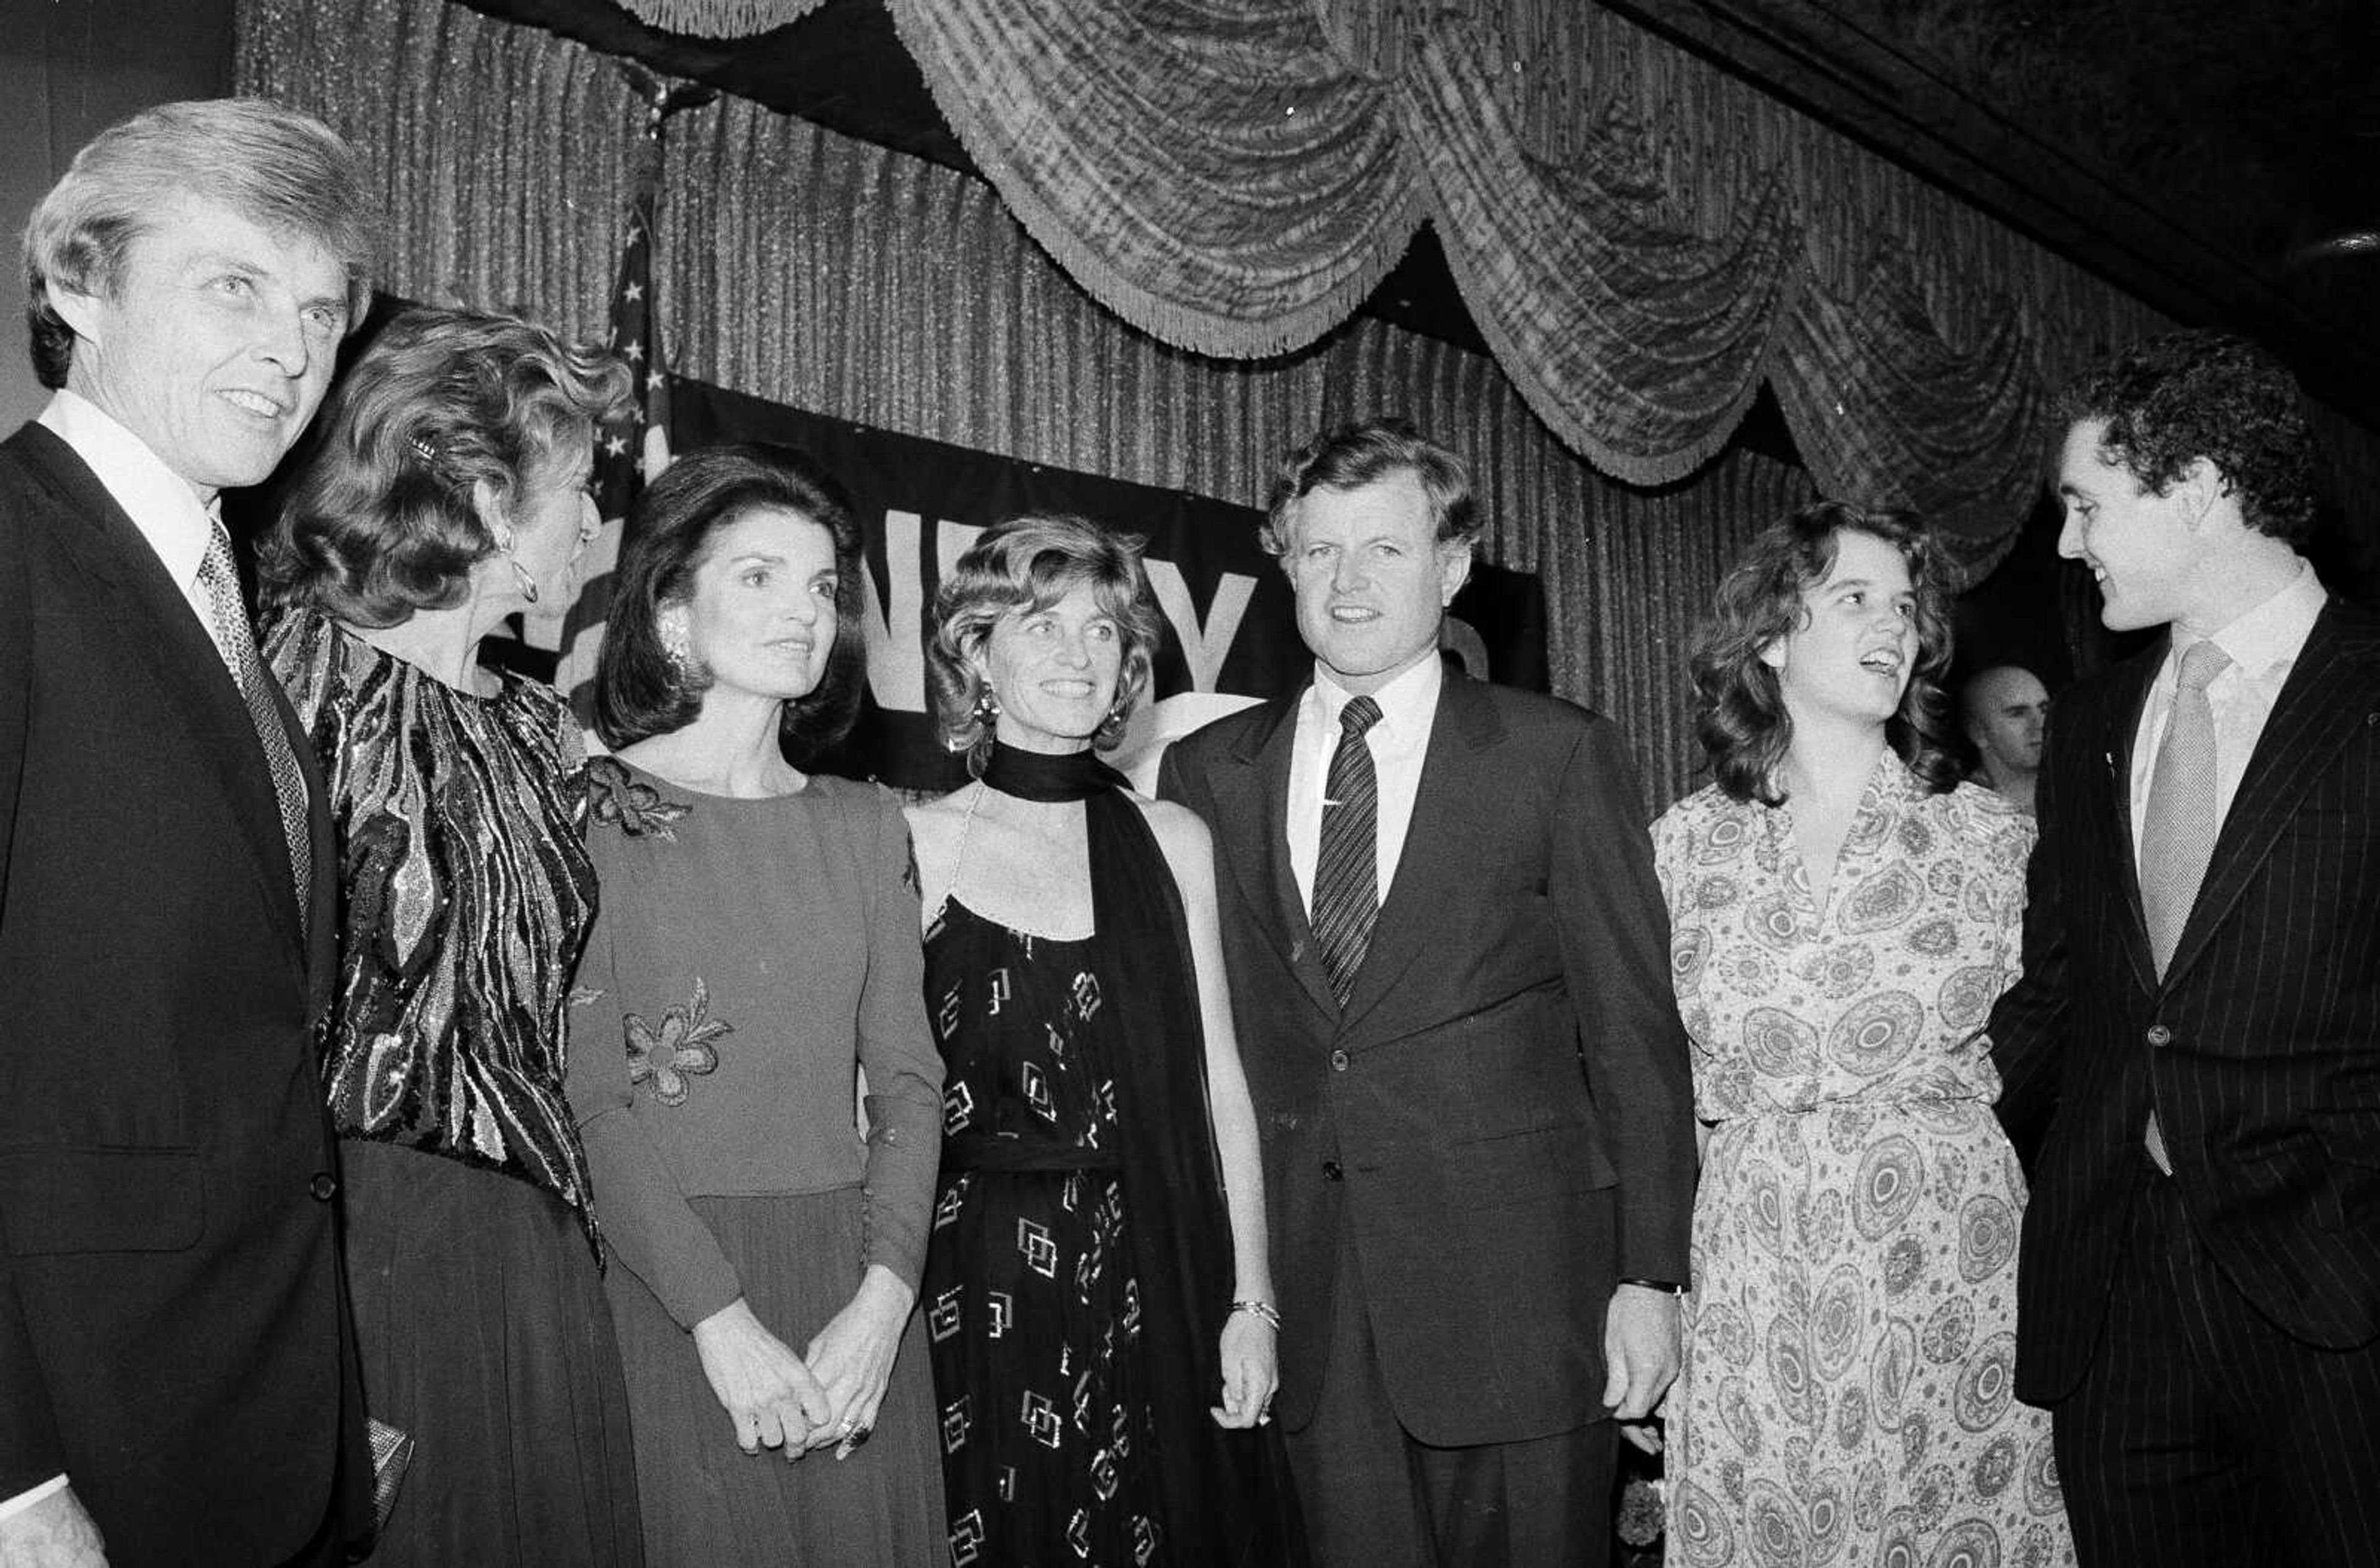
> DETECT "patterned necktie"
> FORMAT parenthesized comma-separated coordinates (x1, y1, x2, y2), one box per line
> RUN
(197, 524, 312, 928)
(2140, 639, 2231, 976)
(2138, 638, 2228, 1174)
(1311, 695, 1383, 1008)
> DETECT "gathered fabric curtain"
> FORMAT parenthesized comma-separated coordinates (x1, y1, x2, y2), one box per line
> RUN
(239, 0, 1831, 809)
(252, 0, 2379, 803)
(876, 0, 2190, 575)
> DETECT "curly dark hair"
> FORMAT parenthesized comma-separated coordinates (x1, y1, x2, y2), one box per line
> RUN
(595, 443, 867, 761)
(1690, 501, 1963, 804)
(2057, 330, 2317, 545)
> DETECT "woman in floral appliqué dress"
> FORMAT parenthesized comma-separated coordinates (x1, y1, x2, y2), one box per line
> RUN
(1653, 503, 2075, 1568)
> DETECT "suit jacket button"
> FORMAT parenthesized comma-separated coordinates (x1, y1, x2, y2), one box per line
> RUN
(1322, 1160, 1344, 1182)
(2146, 1024, 2173, 1048)
(309, 1172, 338, 1202)
(1329, 1049, 1350, 1071)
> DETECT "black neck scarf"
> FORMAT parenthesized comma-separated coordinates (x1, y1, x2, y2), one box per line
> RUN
(980, 742, 1128, 801)
(976, 742, 1306, 1563)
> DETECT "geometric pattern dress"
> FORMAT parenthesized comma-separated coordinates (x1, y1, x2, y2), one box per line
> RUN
(1652, 757, 2077, 1568)
(920, 897, 1160, 1568)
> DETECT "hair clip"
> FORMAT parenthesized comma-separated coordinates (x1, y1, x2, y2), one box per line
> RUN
(408, 434, 439, 465)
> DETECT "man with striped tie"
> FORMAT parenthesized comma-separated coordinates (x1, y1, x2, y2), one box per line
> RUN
(0, 101, 379, 1566)
(1159, 418, 1695, 1567)
(1991, 331, 2380, 1566)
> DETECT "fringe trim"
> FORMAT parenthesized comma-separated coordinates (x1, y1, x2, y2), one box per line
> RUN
(883, 0, 1420, 361)
(617, 0, 827, 40)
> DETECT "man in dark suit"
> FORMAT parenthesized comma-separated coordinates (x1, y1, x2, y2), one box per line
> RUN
(1159, 418, 1695, 1567)
(0, 100, 379, 1566)
(1991, 330, 2380, 1566)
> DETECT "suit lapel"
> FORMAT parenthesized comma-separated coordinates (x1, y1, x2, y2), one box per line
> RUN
(2163, 602, 2380, 987)
(2102, 647, 2161, 993)
(14, 426, 307, 964)
(1340, 672, 1500, 1034)
(1213, 692, 1338, 1020)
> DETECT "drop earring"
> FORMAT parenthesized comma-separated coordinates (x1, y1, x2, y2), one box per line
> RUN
(972, 686, 1002, 728)
(492, 524, 538, 605)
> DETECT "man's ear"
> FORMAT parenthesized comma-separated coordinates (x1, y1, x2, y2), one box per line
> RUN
(2175, 456, 2231, 530)
(45, 281, 106, 349)
(1437, 542, 1474, 605)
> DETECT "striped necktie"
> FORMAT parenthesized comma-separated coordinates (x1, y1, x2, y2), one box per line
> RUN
(1311, 695, 1383, 1008)
(196, 524, 312, 928)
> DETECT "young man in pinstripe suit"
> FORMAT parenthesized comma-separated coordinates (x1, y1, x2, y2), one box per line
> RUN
(1991, 331, 2380, 1566)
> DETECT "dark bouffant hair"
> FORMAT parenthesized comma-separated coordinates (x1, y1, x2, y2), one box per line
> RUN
(926, 514, 1163, 777)
(260, 306, 629, 626)
(1261, 416, 1480, 557)
(2058, 330, 2317, 545)
(1690, 501, 1962, 804)
(595, 443, 867, 757)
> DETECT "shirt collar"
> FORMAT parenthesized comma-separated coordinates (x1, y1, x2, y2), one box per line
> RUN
(37, 389, 220, 591)
(2182, 558, 2325, 683)
(1313, 650, 1443, 738)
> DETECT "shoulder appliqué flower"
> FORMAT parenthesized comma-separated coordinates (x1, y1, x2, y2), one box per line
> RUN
(624, 977, 733, 1107)
(588, 755, 692, 840)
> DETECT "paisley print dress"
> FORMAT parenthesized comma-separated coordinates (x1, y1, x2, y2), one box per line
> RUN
(1652, 758, 2075, 1568)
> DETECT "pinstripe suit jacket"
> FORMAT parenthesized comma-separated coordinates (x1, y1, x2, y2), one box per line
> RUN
(1992, 596, 2380, 1404)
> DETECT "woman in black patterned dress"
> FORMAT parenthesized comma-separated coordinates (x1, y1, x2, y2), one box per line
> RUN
(906, 514, 1304, 1567)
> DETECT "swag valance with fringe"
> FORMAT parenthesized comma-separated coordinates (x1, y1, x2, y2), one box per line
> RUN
(610, 0, 2094, 577)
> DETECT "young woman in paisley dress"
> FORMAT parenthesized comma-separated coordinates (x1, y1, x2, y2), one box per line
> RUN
(1652, 502, 2076, 1567)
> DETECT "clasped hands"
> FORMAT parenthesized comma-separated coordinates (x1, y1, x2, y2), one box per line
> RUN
(692, 1267, 914, 1461)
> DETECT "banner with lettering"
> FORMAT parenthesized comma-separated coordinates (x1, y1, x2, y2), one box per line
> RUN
(619, 379, 1549, 792)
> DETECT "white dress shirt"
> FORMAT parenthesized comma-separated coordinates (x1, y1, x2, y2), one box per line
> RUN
(0, 394, 221, 1527)
(2129, 561, 2327, 863)
(1286, 653, 1443, 914)
(37, 389, 224, 639)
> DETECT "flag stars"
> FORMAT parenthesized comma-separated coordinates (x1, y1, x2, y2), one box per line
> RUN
(604, 434, 628, 457)
(647, 370, 665, 392)
(623, 281, 644, 302)
(624, 341, 645, 363)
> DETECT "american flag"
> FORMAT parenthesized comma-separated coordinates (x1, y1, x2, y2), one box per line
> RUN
(533, 74, 710, 723)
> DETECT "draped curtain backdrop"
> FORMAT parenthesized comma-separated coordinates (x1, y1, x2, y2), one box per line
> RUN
(237, 0, 2363, 806)
(580, 0, 2229, 576)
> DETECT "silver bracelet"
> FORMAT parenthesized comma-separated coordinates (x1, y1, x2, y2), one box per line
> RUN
(1230, 1299, 1282, 1331)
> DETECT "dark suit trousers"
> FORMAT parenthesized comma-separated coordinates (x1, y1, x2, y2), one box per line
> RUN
(2056, 1165, 2380, 1568)
(1284, 1234, 1613, 1568)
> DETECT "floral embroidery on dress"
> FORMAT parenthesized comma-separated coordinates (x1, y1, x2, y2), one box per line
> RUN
(625, 976, 733, 1107)
(587, 755, 692, 840)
